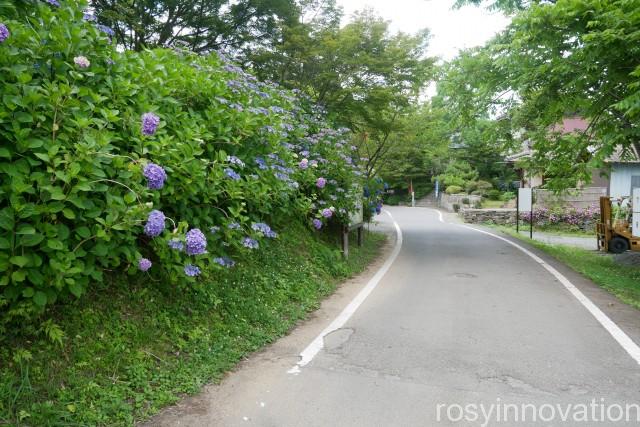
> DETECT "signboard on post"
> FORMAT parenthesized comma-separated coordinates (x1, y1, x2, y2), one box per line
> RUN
(517, 188, 533, 238)
(518, 188, 533, 212)
(348, 198, 364, 227)
(344, 196, 365, 258)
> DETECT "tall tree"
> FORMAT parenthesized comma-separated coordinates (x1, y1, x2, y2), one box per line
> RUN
(439, 0, 640, 190)
(91, 0, 299, 53)
(252, 9, 434, 178)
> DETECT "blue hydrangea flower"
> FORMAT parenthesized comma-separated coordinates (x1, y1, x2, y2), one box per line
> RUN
(43, 0, 60, 6)
(255, 157, 268, 170)
(252, 223, 277, 238)
(141, 112, 160, 136)
(168, 239, 184, 251)
(224, 168, 241, 180)
(0, 24, 10, 43)
(228, 222, 241, 230)
(138, 258, 152, 271)
(185, 228, 207, 255)
(144, 210, 165, 237)
(83, 11, 97, 22)
(242, 237, 259, 249)
(312, 219, 322, 230)
(214, 257, 235, 268)
(143, 163, 167, 190)
(227, 155, 245, 168)
(96, 24, 115, 37)
(274, 172, 289, 181)
(184, 264, 201, 277)
(209, 226, 220, 234)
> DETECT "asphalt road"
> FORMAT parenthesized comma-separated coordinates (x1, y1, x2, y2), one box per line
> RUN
(145, 207, 640, 427)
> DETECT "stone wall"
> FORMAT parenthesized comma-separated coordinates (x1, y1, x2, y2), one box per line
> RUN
(459, 208, 517, 225)
(439, 193, 482, 212)
(534, 187, 606, 209)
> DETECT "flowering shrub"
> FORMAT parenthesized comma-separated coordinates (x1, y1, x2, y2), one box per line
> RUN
(519, 205, 599, 230)
(0, 0, 365, 324)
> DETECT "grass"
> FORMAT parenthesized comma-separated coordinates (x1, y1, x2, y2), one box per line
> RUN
(481, 200, 506, 209)
(495, 226, 640, 309)
(0, 222, 386, 426)
(497, 223, 595, 238)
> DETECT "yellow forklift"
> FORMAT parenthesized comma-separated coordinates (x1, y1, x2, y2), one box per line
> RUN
(597, 195, 640, 253)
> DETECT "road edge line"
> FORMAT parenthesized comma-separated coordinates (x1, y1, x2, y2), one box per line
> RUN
(456, 221, 640, 366)
(287, 209, 403, 374)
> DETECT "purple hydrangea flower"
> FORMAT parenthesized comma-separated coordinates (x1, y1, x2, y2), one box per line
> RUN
(321, 208, 333, 218)
(312, 219, 322, 230)
(224, 168, 241, 180)
(144, 210, 165, 237)
(0, 24, 9, 43)
(83, 12, 97, 22)
(138, 258, 152, 271)
(168, 239, 184, 251)
(184, 264, 201, 277)
(141, 112, 160, 136)
(44, 0, 60, 6)
(74, 56, 90, 68)
(316, 177, 326, 188)
(214, 257, 235, 268)
(185, 228, 207, 255)
(299, 159, 309, 169)
(242, 237, 259, 249)
(143, 163, 167, 190)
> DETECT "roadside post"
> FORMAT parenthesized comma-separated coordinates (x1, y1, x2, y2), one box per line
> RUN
(435, 180, 439, 199)
(518, 187, 533, 238)
(633, 188, 640, 238)
(343, 198, 364, 258)
(410, 179, 415, 207)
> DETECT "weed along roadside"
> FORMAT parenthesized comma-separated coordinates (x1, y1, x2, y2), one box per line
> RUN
(1, 225, 386, 425)
(492, 226, 640, 310)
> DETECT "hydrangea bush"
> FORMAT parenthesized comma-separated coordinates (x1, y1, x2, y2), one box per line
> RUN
(0, 0, 368, 324)
(519, 205, 599, 231)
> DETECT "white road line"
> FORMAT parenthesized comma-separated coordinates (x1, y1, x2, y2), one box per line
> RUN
(287, 210, 403, 374)
(452, 219, 640, 366)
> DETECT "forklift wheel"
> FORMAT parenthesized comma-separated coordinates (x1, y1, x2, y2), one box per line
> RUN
(609, 237, 630, 254)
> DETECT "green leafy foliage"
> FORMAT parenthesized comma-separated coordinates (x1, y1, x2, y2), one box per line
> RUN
(441, 0, 640, 190)
(434, 160, 479, 190)
(0, 0, 364, 330)
(0, 222, 385, 426)
(91, 0, 299, 53)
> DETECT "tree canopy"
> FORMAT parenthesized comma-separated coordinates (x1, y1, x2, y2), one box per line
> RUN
(439, 0, 640, 190)
(92, 0, 299, 52)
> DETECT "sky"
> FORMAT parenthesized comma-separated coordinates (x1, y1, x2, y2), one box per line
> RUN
(335, 0, 510, 61)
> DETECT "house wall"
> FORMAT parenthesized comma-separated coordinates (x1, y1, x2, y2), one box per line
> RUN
(590, 167, 610, 189)
(610, 163, 640, 198)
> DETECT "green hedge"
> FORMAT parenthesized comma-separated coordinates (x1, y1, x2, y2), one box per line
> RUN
(0, 1, 365, 330)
